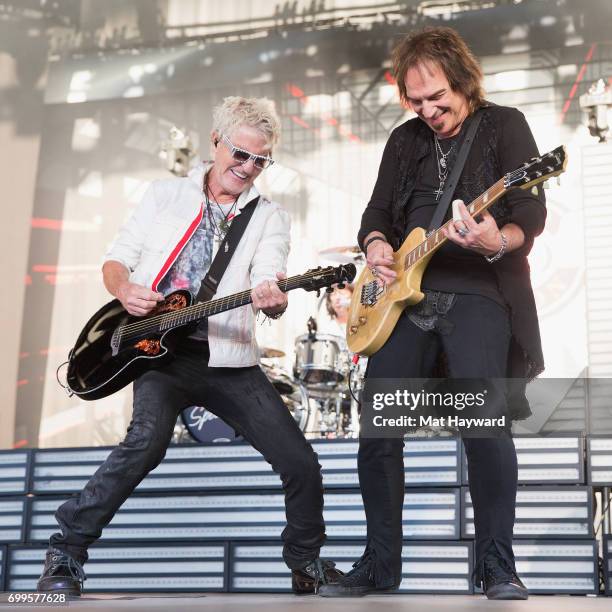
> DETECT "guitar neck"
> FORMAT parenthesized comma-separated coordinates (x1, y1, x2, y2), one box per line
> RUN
(404, 177, 507, 269)
(158, 276, 300, 330)
(113, 263, 355, 349)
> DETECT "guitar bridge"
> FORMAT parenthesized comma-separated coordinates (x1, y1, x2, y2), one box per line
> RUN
(361, 280, 382, 307)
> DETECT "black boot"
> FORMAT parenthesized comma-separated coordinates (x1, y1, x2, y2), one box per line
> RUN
(318, 549, 399, 597)
(482, 549, 528, 600)
(291, 558, 343, 594)
(37, 548, 86, 597)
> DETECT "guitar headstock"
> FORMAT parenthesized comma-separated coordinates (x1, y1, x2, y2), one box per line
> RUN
(504, 145, 568, 191)
(302, 264, 356, 292)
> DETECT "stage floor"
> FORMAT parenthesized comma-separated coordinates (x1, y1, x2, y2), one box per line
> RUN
(1, 593, 609, 612)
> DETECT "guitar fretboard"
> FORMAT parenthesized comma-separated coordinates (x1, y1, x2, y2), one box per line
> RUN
(403, 177, 506, 269)
(115, 266, 354, 343)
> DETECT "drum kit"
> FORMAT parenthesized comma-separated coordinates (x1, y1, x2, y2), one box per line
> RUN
(265, 326, 367, 439)
(174, 244, 368, 443)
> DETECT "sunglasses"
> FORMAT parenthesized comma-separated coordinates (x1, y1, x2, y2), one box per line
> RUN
(221, 134, 274, 170)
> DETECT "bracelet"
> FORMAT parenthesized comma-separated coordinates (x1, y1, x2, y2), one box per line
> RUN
(484, 231, 508, 263)
(363, 235, 387, 252)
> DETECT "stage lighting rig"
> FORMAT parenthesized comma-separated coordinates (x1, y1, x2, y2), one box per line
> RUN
(579, 78, 612, 143)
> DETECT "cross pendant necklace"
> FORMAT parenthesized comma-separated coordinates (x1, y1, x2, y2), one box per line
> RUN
(203, 173, 237, 249)
(434, 134, 455, 201)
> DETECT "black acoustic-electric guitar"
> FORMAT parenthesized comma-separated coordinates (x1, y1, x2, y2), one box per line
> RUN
(64, 264, 356, 400)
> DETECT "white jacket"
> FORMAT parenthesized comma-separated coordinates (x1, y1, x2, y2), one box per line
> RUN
(104, 163, 291, 367)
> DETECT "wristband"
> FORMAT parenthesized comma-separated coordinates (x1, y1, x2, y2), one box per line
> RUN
(363, 235, 387, 252)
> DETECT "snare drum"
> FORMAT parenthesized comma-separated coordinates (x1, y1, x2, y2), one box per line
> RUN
(293, 333, 347, 387)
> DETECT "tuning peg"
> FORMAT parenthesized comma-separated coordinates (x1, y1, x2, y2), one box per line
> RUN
(543, 180, 550, 189)
(556, 176, 561, 186)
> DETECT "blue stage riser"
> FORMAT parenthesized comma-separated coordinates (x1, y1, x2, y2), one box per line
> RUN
(229, 541, 474, 594)
(30, 439, 462, 495)
(461, 486, 593, 539)
(25, 489, 461, 543)
(5, 543, 228, 593)
(477, 540, 599, 595)
(587, 438, 612, 486)
(1, 539, 599, 595)
(462, 436, 585, 485)
(0, 450, 30, 497)
(0, 498, 27, 544)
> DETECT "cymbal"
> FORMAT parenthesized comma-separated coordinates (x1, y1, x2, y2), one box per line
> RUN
(260, 347, 285, 359)
(319, 244, 361, 255)
(319, 245, 364, 264)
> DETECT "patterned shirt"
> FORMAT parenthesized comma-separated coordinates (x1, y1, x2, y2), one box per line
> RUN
(157, 200, 237, 339)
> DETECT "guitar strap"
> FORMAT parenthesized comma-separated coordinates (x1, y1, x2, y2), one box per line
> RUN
(196, 196, 260, 302)
(427, 109, 483, 232)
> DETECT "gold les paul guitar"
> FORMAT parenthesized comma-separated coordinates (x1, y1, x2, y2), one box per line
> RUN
(347, 145, 568, 356)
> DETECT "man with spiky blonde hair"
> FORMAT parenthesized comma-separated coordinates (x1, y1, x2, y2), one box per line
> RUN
(38, 96, 341, 596)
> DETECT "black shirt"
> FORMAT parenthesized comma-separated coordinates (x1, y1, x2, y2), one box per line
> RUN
(406, 131, 504, 306)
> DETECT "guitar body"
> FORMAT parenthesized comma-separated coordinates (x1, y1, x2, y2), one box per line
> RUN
(66, 290, 194, 400)
(347, 227, 434, 355)
(62, 264, 357, 401)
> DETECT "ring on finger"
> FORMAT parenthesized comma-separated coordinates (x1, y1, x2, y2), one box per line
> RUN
(457, 228, 467, 238)
(371, 267, 378, 276)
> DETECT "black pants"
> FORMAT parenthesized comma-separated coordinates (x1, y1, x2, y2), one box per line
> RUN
(50, 339, 325, 570)
(359, 294, 518, 587)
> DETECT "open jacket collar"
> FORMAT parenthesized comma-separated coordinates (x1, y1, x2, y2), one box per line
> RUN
(187, 161, 260, 213)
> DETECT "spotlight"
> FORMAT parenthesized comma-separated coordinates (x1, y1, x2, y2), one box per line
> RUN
(159, 126, 197, 177)
(579, 79, 612, 143)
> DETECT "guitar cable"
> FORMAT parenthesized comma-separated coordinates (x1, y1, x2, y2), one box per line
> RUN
(347, 354, 362, 407)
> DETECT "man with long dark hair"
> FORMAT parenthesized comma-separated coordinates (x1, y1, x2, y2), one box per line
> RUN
(320, 26, 545, 600)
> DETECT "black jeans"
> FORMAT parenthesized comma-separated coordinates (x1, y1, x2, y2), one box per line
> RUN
(359, 294, 518, 588)
(50, 339, 325, 570)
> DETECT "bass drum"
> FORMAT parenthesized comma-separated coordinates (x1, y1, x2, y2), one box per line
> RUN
(180, 406, 241, 443)
(262, 364, 311, 432)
